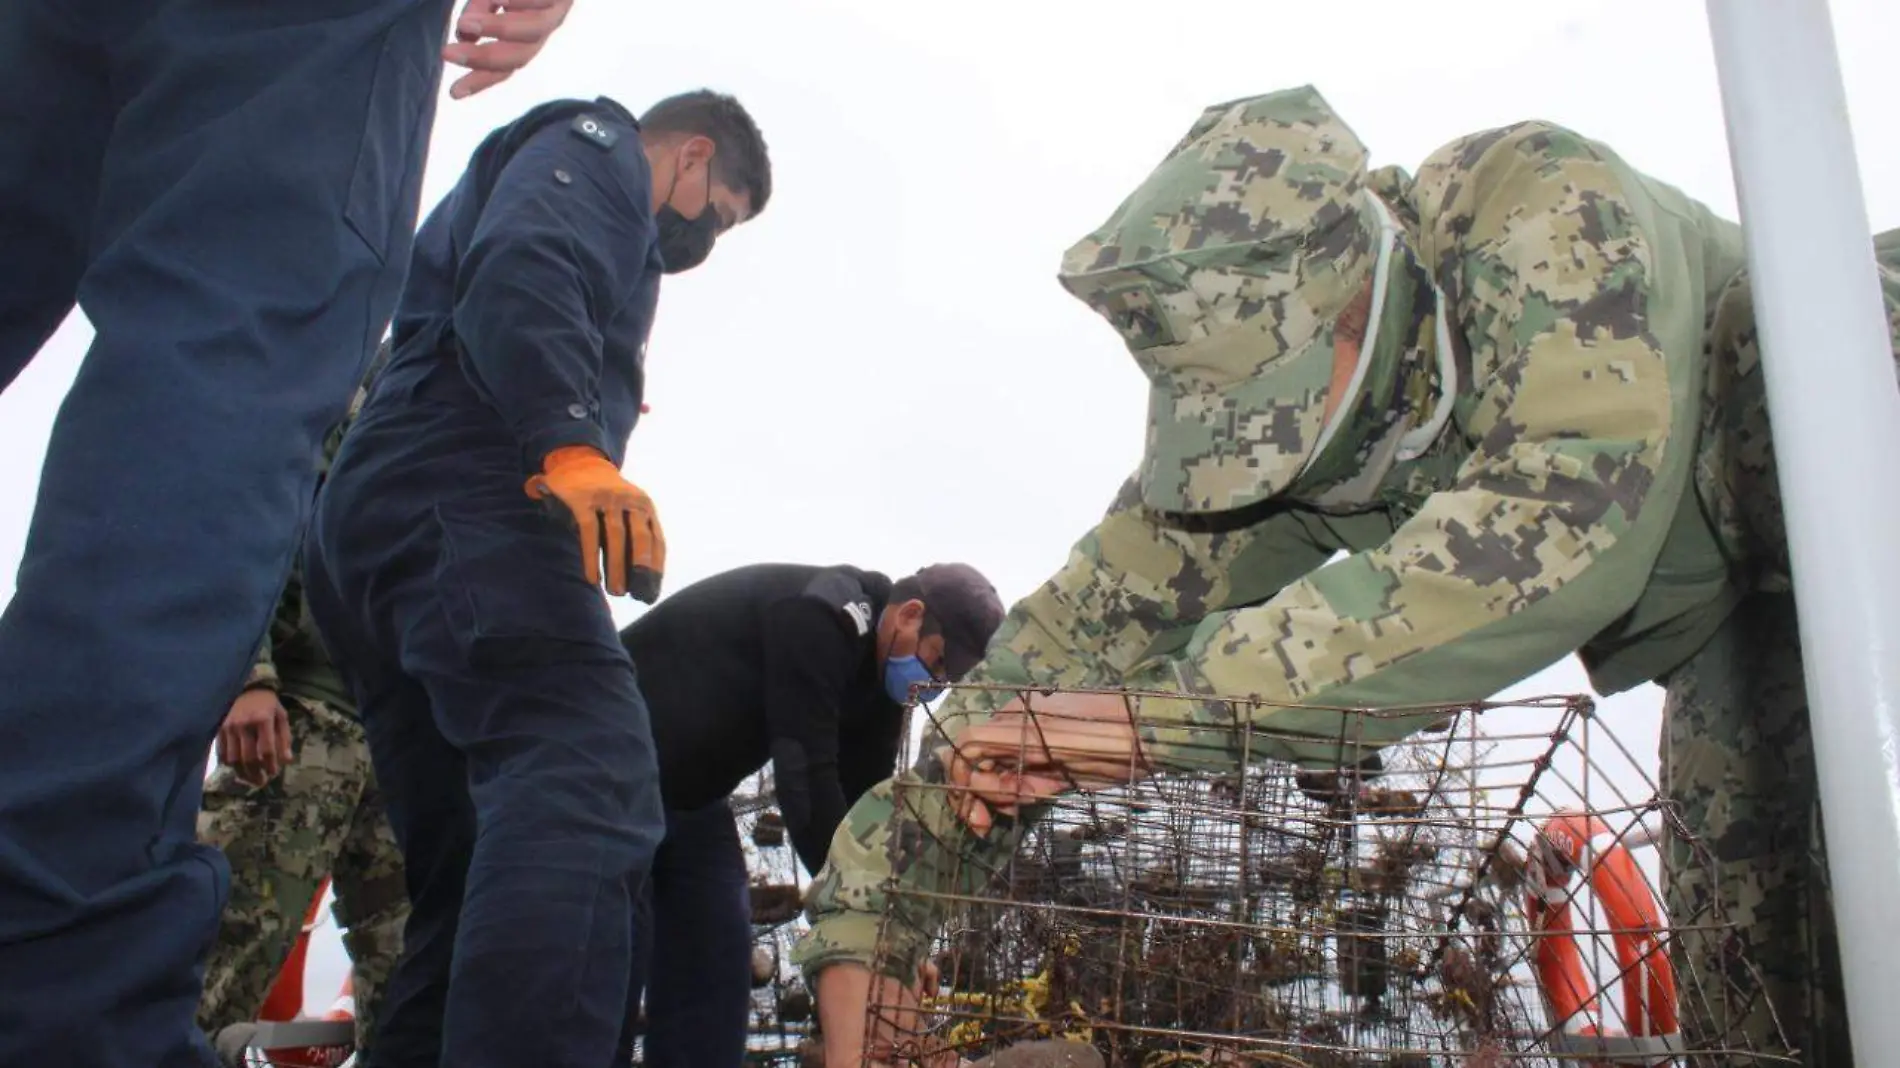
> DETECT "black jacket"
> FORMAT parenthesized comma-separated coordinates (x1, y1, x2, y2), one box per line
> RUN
(619, 563, 907, 873)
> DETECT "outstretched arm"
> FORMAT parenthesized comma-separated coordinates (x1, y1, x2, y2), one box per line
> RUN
(928, 479, 1337, 737)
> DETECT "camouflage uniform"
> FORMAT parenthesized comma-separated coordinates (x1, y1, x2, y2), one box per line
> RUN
(197, 351, 407, 1054)
(1649, 237, 1900, 1066)
(796, 87, 1900, 1064)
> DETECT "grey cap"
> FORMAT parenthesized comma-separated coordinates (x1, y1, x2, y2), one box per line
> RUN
(911, 563, 1006, 679)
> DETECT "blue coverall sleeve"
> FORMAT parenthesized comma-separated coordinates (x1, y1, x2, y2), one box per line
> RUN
(452, 120, 656, 468)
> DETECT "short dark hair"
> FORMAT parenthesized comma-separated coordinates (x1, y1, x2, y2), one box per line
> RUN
(641, 89, 772, 217)
(892, 563, 1007, 680)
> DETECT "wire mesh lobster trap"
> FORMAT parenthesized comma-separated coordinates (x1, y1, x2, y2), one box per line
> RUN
(730, 773, 822, 1066)
(862, 685, 1796, 1067)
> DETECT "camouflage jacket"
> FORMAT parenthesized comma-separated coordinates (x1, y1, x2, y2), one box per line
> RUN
(242, 344, 393, 711)
(946, 122, 1753, 768)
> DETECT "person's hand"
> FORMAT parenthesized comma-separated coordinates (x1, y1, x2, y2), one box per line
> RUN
(938, 691, 1150, 835)
(913, 958, 940, 999)
(443, 0, 575, 100)
(525, 445, 667, 601)
(217, 689, 294, 787)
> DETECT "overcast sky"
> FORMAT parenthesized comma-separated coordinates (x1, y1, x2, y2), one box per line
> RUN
(2, 0, 1894, 1021)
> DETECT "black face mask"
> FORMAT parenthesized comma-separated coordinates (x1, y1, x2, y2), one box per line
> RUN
(655, 204, 718, 274)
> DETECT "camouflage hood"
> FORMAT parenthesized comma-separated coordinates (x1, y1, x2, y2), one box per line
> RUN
(1058, 85, 1387, 514)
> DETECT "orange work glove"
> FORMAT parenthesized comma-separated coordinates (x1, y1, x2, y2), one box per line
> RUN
(524, 445, 666, 601)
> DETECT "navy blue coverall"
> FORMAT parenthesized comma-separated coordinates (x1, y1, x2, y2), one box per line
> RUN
(0, 2, 447, 1064)
(303, 98, 667, 1068)
(625, 801, 756, 1068)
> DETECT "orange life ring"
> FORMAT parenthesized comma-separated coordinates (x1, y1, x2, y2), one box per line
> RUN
(1524, 811, 1683, 1065)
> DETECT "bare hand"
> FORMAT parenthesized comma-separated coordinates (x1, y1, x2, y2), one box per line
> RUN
(442, 0, 574, 100)
(217, 689, 294, 787)
(913, 958, 940, 999)
(939, 691, 1149, 835)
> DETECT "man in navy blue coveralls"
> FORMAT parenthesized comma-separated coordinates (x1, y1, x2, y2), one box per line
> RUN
(304, 91, 772, 1068)
(0, 2, 571, 1065)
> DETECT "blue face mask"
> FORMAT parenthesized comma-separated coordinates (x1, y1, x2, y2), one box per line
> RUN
(883, 655, 943, 705)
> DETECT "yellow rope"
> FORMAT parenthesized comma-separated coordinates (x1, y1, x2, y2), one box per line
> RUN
(917, 935, 1095, 1049)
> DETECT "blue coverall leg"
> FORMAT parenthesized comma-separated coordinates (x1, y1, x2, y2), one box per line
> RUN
(0, 3, 447, 1065)
(623, 801, 755, 1067)
(305, 400, 666, 1068)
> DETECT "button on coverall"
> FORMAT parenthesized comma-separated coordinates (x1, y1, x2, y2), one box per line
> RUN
(0, 3, 447, 1065)
(304, 98, 666, 1068)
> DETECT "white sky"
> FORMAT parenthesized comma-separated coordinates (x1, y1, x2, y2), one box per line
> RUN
(2, 0, 1894, 1022)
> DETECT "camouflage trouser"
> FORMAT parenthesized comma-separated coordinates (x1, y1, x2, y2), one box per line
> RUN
(197, 693, 408, 1053)
(1646, 237, 1900, 1067)
(1659, 593, 1851, 1067)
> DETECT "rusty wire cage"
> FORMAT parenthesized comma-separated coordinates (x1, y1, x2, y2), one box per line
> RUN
(622, 773, 818, 1066)
(861, 685, 1795, 1067)
(732, 772, 821, 1066)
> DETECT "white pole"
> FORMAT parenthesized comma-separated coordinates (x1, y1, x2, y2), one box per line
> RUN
(1705, 0, 1900, 1054)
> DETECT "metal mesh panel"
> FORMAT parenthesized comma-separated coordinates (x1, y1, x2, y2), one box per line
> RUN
(863, 686, 1792, 1067)
(735, 776, 820, 1065)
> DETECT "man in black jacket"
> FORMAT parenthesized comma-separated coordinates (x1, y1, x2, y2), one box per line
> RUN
(617, 562, 1004, 1067)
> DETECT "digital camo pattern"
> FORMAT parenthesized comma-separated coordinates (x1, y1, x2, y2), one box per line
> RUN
(1694, 230, 1900, 593)
(1057, 85, 1378, 514)
(197, 695, 407, 1053)
(1661, 594, 1852, 1066)
(799, 95, 1900, 1066)
(1018, 118, 1721, 768)
(1654, 240, 1900, 1065)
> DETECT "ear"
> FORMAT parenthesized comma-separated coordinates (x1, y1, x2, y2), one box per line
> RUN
(897, 598, 927, 624)
(679, 133, 716, 168)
